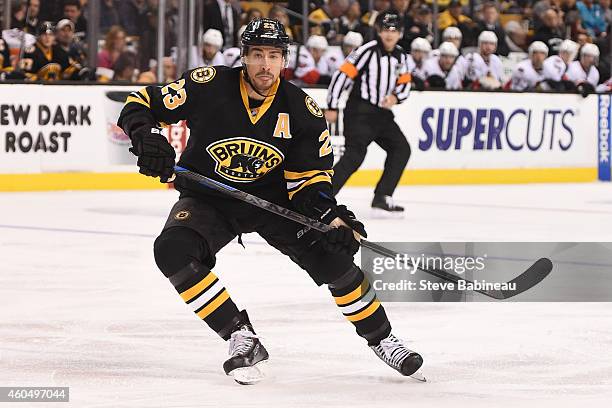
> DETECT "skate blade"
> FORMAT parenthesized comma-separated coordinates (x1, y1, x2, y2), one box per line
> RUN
(228, 361, 267, 385)
(410, 371, 426, 382)
(370, 208, 405, 219)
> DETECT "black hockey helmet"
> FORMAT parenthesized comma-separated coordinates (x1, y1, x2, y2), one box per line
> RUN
(375, 11, 402, 31)
(37, 21, 56, 36)
(241, 18, 290, 55)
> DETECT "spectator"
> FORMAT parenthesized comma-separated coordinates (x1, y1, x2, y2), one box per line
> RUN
(244, 7, 263, 25)
(268, 6, 294, 40)
(508, 41, 549, 90)
(190, 29, 225, 69)
(202, 0, 240, 49)
(464, 31, 504, 89)
(576, 0, 607, 37)
(423, 41, 465, 89)
(112, 51, 137, 82)
(504, 20, 528, 52)
(601, 0, 612, 27)
(97, 25, 127, 80)
(56, 19, 88, 69)
(309, 0, 350, 44)
(407, 37, 431, 90)
(476, 2, 509, 56)
(564, 10, 589, 41)
(39, 0, 64, 23)
(11, 0, 40, 34)
(404, 5, 433, 49)
(63, 0, 88, 41)
(532, 8, 565, 54)
(390, 0, 413, 50)
(0, 34, 13, 78)
(361, 0, 391, 27)
(117, 0, 147, 36)
(100, 0, 121, 34)
(566, 42, 600, 91)
(339, 0, 370, 40)
(137, 56, 177, 83)
(21, 21, 81, 81)
(438, 0, 474, 30)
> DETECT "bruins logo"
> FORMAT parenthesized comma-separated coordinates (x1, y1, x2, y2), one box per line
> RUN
(174, 210, 191, 220)
(206, 137, 284, 183)
(191, 67, 216, 84)
(305, 96, 323, 117)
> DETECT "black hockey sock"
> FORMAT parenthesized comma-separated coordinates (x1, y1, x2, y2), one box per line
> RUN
(170, 261, 240, 338)
(328, 265, 391, 345)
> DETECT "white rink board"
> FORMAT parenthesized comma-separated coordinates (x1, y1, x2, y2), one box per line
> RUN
(0, 83, 605, 178)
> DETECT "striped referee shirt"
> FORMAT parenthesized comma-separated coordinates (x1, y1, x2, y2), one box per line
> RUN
(327, 39, 411, 109)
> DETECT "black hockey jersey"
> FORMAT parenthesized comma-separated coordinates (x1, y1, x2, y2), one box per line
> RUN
(21, 42, 79, 81)
(118, 66, 334, 205)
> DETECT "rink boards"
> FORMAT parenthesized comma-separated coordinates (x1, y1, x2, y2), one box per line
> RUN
(0, 83, 609, 191)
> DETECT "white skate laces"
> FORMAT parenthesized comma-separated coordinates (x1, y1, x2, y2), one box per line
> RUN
(228, 327, 259, 357)
(372, 334, 413, 370)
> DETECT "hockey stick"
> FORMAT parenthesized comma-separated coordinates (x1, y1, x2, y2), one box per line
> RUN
(173, 166, 552, 300)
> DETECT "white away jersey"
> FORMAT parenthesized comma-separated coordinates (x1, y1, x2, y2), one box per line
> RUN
(422, 56, 465, 90)
(222, 47, 242, 68)
(464, 52, 504, 82)
(542, 55, 567, 82)
(509, 59, 545, 91)
(565, 60, 599, 87)
(407, 53, 428, 81)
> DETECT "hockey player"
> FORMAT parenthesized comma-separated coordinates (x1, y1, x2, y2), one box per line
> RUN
(285, 41, 325, 85)
(507, 41, 548, 91)
(565, 43, 600, 96)
(407, 37, 431, 90)
(190, 29, 225, 69)
(326, 11, 412, 216)
(21, 21, 82, 81)
(541, 39, 579, 91)
(422, 41, 465, 90)
(306, 35, 332, 84)
(117, 18, 423, 385)
(463, 31, 504, 89)
(222, 47, 242, 68)
(441, 26, 462, 52)
(319, 31, 364, 78)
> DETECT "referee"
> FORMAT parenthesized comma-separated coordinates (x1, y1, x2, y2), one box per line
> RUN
(325, 11, 412, 216)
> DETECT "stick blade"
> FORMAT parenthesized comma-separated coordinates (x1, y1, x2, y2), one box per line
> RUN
(495, 257, 553, 300)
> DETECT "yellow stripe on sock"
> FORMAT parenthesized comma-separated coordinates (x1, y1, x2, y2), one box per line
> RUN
(196, 290, 230, 320)
(334, 279, 368, 306)
(179, 272, 217, 302)
(346, 300, 381, 322)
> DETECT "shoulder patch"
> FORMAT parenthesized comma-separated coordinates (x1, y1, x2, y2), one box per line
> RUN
(191, 66, 216, 84)
(305, 95, 323, 117)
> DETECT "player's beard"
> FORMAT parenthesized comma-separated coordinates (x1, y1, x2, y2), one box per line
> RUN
(251, 72, 276, 95)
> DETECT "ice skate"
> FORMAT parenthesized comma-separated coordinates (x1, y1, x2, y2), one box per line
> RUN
(370, 334, 425, 381)
(371, 195, 405, 219)
(223, 313, 269, 385)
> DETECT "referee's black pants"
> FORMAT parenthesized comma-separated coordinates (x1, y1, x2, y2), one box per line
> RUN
(332, 99, 411, 197)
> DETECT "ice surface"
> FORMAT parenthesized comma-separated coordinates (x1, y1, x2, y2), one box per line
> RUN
(1, 183, 611, 407)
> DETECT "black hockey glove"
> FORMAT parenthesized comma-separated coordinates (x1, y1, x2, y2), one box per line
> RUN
(320, 204, 367, 255)
(577, 82, 595, 98)
(129, 126, 176, 182)
(298, 189, 367, 255)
